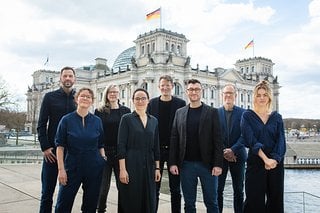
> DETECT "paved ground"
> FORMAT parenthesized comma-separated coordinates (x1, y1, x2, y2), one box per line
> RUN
(0, 163, 232, 212)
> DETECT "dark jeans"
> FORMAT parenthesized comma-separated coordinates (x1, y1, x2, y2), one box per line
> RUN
(39, 158, 58, 213)
(243, 155, 284, 213)
(97, 148, 120, 213)
(155, 148, 181, 213)
(180, 161, 219, 213)
(218, 159, 245, 213)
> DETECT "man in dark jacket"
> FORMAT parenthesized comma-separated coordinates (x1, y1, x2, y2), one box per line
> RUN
(147, 75, 186, 213)
(217, 84, 247, 213)
(37, 67, 76, 212)
(169, 79, 223, 213)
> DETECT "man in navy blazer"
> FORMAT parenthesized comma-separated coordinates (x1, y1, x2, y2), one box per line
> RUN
(169, 79, 223, 213)
(217, 84, 247, 213)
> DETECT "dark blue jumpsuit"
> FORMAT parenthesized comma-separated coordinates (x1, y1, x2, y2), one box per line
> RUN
(55, 111, 105, 213)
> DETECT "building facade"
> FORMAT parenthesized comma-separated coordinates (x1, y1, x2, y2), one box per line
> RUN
(25, 28, 280, 133)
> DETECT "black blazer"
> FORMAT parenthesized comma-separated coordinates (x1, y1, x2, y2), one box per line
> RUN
(168, 103, 223, 169)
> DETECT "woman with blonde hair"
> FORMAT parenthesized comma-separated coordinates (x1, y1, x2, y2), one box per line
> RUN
(95, 84, 130, 212)
(241, 80, 286, 213)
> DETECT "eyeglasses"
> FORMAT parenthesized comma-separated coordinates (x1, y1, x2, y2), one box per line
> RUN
(187, 88, 201, 93)
(223, 92, 235, 96)
(108, 91, 119, 94)
(79, 95, 92, 99)
(134, 97, 148, 102)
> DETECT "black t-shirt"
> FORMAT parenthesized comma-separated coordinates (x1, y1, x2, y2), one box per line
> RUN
(158, 99, 172, 146)
(185, 105, 203, 161)
(104, 108, 121, 147)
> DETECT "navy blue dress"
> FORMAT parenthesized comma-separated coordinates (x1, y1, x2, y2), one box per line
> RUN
(117, 111, 160, 213)
(55, 111, 105, 212)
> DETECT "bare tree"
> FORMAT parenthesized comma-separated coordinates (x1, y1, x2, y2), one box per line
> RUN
(2, 110, 26, 145)
(0, 76, 14, 109)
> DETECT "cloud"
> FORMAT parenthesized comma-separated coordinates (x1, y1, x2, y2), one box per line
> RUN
(309, 0, 320, 18)
(0, 0, 319, 119)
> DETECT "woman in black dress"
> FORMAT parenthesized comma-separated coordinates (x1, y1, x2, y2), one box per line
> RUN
(117, 88, 161, 213)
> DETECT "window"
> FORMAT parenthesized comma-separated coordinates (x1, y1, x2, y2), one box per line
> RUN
(251, 66, 254, 72)
(141, 82, 148, 91)
(166, 42, 169, 51)
(177, 45, 181, 54)
(211, 89, 215, 99)
(248, 94, 251, 102)
(121, 90, 125, 98)
(174, 83, 182, 96)
(147, 44, 150, 53)
(202, 89, 206, 99)
(152, 43, 155, 52)
(141, 45, 145, 55)
(171, 44, 175, 52)
(241, 93, 244, 102)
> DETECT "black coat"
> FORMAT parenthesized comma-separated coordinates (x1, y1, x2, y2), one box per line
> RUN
(168, 103, 223, 169)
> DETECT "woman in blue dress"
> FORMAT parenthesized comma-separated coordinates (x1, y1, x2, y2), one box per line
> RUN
(55, 87, 106, 213)
(241, 80, 286, 213)
(117, 88, 161, 213)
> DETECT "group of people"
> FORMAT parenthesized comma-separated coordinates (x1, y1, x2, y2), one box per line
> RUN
(37, 66, 286, 213)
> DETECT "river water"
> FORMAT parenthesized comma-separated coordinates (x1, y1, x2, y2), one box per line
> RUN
(160, 169, 320, 212)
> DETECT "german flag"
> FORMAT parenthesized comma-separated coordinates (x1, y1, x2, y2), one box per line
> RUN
(245, 40, 254, 49)
(146, 8, 161, 20)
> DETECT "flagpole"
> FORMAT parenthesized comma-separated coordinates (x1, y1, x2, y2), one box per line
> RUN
(252, 39, 255, 57)
(160, 7, 162, 29)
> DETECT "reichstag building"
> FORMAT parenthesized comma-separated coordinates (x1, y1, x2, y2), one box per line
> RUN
(25, 28, 280, 133)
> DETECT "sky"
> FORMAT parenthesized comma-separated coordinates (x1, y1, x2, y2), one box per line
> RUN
(0, 0, 320, 119)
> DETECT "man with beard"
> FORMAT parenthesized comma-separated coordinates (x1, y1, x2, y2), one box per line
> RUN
(37, 67, 76, 212)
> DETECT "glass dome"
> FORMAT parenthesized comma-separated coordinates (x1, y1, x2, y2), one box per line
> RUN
(112, 46, 136, 72)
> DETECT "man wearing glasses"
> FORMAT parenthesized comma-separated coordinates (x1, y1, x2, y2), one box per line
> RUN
(217, 84, 247, 213)
(169, 79, 223, 213)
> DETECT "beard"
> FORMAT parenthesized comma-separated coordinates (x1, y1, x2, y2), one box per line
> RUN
(62, 81, 74, 88)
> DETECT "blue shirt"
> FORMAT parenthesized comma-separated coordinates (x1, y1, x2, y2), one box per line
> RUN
(55, 111, 104, 155)
(241, 109, 286, 163)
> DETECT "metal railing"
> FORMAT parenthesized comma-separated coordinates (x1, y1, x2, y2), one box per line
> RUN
(284, 191, 320, 213)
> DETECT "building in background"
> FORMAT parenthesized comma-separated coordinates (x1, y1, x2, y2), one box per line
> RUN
(25, 28, 280, 133)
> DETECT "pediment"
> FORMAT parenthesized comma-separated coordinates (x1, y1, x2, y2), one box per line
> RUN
(220, 69, 243, 82)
